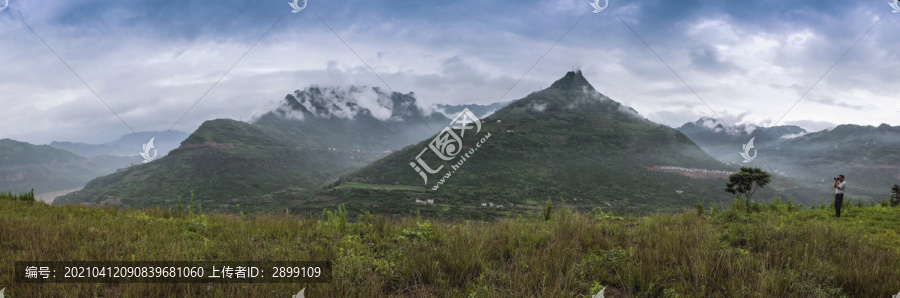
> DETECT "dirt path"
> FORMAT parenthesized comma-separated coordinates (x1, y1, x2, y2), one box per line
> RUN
(647, 166, 734, 179)
(35, 188, 82, 204)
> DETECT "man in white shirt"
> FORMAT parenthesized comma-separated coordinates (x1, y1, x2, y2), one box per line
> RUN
(833, 175, 846, 217)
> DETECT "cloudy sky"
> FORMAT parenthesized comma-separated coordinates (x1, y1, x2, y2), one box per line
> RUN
(1, 0, 898, 144)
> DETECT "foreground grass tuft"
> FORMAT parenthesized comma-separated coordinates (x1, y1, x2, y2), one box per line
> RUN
(1, 199, 899, 297)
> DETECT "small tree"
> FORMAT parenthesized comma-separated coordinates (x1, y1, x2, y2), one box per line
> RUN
(724, 167, 771, 210)
(891, 184, 900, 207)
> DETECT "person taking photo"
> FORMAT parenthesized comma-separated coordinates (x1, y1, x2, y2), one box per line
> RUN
(833, 175, 846, 217)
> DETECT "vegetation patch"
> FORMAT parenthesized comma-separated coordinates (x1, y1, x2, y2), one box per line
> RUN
(2, 197, 899, 297)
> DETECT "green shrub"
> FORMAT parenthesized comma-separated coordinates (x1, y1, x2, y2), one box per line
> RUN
(731, 198, 748, 212)
(663, 288, 681, 298)
(591, 207, 623, 221)
(399, 220, 433, 241)
(323, 204, 349, 234)
(575, 247, 633, 285)
(750, 201, 763, 213)
(891, 184, 900, 206)
(588, 283, 606, 298)
(188, 190, 195, 215)
(768, 197, 784, 212)
(542, 199, 554, 221)
(0, 189, 35, 202)
(786, 199, 795, 212)
(357, 210, 373, 222)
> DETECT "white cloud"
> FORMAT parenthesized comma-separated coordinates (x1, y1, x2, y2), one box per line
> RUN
(1, 0, 897, 146)
(780, 132, 808, 139)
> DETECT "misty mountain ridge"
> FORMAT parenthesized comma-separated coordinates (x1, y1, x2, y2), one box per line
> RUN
(268, 85, 438, 122)
(679, 117, 807, 139)
(273, 85, 513, 125)
(678, 117, 900, 163)
(56, 85, 451, 211)
(49, 131, 189, 158)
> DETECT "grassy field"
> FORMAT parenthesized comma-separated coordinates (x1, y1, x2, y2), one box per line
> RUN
(1, 198, 899, 297)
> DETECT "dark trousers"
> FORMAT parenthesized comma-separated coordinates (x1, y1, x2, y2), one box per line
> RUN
(834, 193, 844, 217)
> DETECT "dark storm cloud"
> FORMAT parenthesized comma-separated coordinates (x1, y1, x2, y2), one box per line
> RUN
(689, 45, 741, 74)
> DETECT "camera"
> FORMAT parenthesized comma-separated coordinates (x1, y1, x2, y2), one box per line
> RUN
(833, 177, 840, 181)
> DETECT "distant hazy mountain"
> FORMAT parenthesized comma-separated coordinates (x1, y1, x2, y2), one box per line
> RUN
(55, 86, 450, 212)
(316, 71, 790, 218)
(0, 139, 141, 194)
(678, 118, 900, 201)
(677, 117, 807, 162)
(50, 131, 189, 158)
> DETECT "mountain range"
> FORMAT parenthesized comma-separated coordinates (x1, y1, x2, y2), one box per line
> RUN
(49, 131, 189, 158)
(54, 86, 451, 211)
(47, 72, 894, 218)
(0, 139, 141, 196)
(313, 71, 757, 218)
(677, 118, 900, 202)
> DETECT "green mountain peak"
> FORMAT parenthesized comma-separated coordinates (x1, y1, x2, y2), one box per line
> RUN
(494, 71, 623, 118)
(320, 71, 736, 218)
(548, 70, 594, 91)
